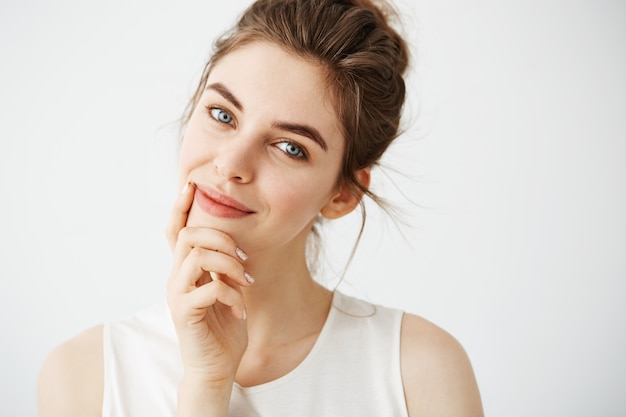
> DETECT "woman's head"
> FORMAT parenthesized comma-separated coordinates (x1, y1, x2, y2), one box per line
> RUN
(179, 41, 357, 257)
(184, 0, 409, 202)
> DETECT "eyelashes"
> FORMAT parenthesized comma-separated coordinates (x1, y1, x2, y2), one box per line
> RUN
(208, 107, 235, 125)
(204, 105, 309, 161)
(275, 141, 307, 160)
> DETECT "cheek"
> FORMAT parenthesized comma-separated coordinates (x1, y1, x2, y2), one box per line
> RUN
(265, 173, 336, 221)
(264, 149, 344, 222)
(177, 135, 210, 186)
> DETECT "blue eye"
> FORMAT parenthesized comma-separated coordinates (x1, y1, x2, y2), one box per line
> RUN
(210, 107, 234, 125)
(276, 141, 306, 159)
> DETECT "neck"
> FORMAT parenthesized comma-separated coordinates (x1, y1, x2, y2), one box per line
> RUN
(239, 243, 333, 348)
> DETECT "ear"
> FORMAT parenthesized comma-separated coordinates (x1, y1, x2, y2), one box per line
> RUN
(320, 168, 371, 220)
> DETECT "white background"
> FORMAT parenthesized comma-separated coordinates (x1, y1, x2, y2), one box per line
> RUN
(1, 0, 625, 416)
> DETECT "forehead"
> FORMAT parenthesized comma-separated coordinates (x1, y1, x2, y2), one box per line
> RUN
(206, 41, 343, 146)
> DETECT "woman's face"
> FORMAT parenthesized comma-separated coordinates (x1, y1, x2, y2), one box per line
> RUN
(178, 41, 349, 257)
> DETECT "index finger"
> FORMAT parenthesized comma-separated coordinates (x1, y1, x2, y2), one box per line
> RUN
(165, 181, 195, 251)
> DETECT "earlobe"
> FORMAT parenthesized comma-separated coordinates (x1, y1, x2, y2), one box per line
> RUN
(320, 168, 371, 220)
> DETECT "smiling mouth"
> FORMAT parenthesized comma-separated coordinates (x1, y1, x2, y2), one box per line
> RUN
(193, 184, 255, 218)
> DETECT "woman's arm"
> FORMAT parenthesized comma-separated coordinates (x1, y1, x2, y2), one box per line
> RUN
(401, 313, 484, 417)
(37, 325, 104, 417)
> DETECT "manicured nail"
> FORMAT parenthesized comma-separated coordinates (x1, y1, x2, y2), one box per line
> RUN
(181, 181, 193, 195)
(244, 272, 255, 285)
(235, 247, 248, 261)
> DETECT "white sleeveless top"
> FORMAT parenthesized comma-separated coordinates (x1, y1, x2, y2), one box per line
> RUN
(102, 291, 409, 417)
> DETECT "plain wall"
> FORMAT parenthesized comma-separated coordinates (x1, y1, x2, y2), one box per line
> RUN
(1, 0, 625, 416)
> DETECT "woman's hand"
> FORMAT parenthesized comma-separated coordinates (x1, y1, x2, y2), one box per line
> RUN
(165, 182, 253, 414)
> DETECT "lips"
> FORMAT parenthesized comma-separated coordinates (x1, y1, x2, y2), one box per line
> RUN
(193, 183, 255, 219)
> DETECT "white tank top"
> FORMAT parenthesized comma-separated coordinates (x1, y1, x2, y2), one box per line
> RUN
(102, 291, 409, 416)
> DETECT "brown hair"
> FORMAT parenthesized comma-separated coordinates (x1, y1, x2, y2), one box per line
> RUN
(183, 0, 410, 273)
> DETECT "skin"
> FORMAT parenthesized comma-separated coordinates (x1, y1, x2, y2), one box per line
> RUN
(37, 41, 483, 417)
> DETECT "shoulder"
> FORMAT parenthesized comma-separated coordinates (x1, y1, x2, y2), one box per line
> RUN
(37, 325, 104, 417)
(400, 313, 484, 417)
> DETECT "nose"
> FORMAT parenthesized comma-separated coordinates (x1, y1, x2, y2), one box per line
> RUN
(212, 137, 255, 183)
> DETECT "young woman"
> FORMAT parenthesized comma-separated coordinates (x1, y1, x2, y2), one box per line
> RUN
(38, 0, 483, 416)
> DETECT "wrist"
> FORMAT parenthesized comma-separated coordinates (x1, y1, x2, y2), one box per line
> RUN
(176, 373, 234, 417)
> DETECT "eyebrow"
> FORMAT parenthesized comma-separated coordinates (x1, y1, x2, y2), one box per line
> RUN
(205, 82, 328, 151)
(206, 82, 243, 111)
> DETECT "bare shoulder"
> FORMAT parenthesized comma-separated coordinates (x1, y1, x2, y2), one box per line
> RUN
(37, 325, 104, 417)
(400, 313, 484, 417)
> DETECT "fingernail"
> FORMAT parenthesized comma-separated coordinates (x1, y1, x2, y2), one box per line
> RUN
(242, 309, 247, 320)
(181, 181, 192, 195)
(235, 247, 248, 261)
(244, 272, 255, 285)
